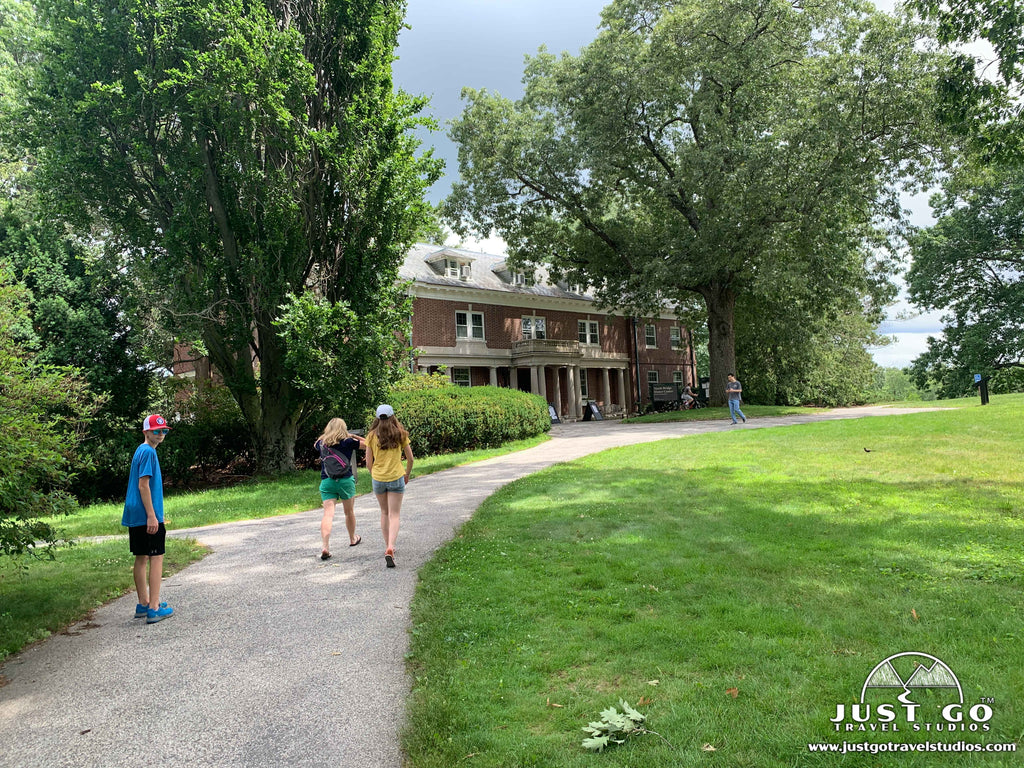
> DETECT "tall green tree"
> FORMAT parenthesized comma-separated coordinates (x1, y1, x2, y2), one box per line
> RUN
(445, 0, 942, 405)
(906, 168, 1024, 388)
(19, 0, 440, 471)
(0, 264, 99, 556)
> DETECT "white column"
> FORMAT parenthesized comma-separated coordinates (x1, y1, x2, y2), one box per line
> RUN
(489, 366, 498, 387)
(510, 365, 518, 391)
(530, 365, 539, 394)
(539, 365, 547, 402)
(617, 368, 626, 413)
(602, 368, 611, 410)
(553, 367, 563, 419)
(572, 366, 583, 420)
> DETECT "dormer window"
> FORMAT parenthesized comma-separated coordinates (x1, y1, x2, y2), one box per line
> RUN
(427, 250, 476, 281)
(444, 258, 471, 280)
(512, 272, 527, 286)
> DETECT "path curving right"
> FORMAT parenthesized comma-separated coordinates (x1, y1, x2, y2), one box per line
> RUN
(0, 406, 934, 768)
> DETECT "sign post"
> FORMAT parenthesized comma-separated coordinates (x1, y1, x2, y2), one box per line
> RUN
(973, 374, 990, 405)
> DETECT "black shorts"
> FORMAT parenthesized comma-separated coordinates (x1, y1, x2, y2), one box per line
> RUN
(128, 523, 167, 556)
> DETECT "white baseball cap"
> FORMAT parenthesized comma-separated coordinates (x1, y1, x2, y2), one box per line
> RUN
(375, 404, 394, 418)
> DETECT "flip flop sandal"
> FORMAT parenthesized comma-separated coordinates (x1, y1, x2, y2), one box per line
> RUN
(320, 551, 332, 560)
(349, 535, 362, 547)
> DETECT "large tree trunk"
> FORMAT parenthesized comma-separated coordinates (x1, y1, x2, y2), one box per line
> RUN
(252, 312, 301, 474)
(701, 280, 737, 407)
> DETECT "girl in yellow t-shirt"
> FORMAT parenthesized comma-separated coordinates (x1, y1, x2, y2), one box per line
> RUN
(365, 404, 414, 568)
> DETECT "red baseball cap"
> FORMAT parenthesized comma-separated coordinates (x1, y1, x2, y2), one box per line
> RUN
(142, 414, 171, 432)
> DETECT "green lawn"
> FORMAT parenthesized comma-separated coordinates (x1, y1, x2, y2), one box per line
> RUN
(404, 395, 1024, 767)
(0, 538, 206, 661)
(45, 434, 551, 539)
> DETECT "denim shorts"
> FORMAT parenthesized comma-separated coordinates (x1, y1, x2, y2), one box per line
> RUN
(372, 476, 406, 495)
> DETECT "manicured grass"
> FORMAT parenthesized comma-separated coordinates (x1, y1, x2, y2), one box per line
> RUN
(0, 538, 206, 661)
(404, 399, 1024, 767)
(46, 434, 551, 539)
(624, 403, 821, 423)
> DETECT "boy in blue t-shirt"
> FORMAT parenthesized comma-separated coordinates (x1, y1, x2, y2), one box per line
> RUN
(123, 414, 174, 624)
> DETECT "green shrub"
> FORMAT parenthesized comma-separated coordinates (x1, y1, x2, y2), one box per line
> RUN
(76, 379, 252, 501)
(388, 386, 549, 456)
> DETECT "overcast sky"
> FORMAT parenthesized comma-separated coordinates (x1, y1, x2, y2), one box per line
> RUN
(391, 0, 945, 369)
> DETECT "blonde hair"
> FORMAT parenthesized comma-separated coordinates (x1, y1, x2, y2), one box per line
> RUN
(316, 418, 349, 447)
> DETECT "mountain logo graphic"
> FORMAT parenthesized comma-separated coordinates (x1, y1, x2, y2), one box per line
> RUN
(861, 652, 962, 704)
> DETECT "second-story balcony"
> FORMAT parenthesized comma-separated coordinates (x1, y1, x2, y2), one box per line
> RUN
(512, 338, 581, 361)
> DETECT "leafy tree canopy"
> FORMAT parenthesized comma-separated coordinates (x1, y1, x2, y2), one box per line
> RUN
(0, 263, 99, 557)
(913, 0, 1023, 160)
(907, 167, 1024, 390)
(445, 0, 943, 405)
(17, 0, 441, 472)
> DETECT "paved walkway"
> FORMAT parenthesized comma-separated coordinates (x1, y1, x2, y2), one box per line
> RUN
(0, 407, 931, 768)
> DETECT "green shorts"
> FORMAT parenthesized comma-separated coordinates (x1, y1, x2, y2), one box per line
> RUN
(319, 476, 356, 501)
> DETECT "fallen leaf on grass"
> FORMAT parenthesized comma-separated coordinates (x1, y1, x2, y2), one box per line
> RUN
(702, 743, 717, 752)
(546, 698, 563, 708)
(636, 696, 652, 706)
(726, 687, 739, 698)
(647, 679, 659, 686)
(911, 608, 920, 621)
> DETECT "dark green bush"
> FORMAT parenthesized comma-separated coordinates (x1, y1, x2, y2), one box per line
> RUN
(387, 386, 549, 456)
(74, 379, 252, 501)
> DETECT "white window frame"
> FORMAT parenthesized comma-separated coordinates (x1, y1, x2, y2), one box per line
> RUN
(522, 315, 547, 340)
(512, 271, 529, 286)
(670, 327, 682, 349)
(455, 311, 484, 340)
(444, 259, 471, 281)
(647, 370, 659, 384)
(645, 325, 657, 348)
(577, 320, 599, 346)
(673, 371, 684, 384)
(452, 367, 471, 387)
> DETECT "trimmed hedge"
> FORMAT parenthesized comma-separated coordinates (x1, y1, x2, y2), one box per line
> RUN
(388, 386, 549, 456)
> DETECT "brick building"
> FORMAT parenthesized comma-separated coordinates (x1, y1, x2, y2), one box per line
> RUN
(402, 244, 697, 419)
(173, 243, 698, 420)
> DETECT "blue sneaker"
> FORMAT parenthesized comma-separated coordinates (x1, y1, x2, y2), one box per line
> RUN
(135, 602, 167, 618)
(146, 604, 174, 624)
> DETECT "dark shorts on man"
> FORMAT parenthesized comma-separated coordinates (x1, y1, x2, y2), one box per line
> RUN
(129, 523, 167, 556)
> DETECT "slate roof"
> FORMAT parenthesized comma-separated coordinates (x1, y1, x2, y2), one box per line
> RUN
(400, 243, 591, 300)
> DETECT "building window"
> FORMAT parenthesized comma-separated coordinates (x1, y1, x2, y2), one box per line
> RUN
(647, 370, 659, 384)
(577, 320, 599, 345)
(580, 370, 589, 398)
(645, 325, 657, 348)
(456, 311, 484, 340)
(511, 271, 532, 286)
(673, 371, 684, 384)
(522, 315, 546, 340)
(445, 259, 471, 280)
(452, 368, 471, 387)
(670, 327, 682, 349)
